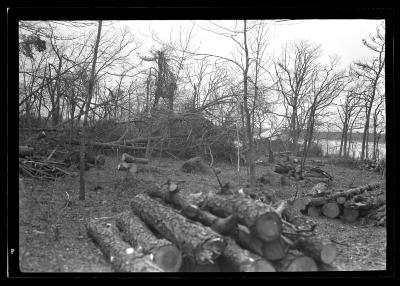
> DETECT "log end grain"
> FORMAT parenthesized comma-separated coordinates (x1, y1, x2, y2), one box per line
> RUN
(252, 212, 282, 242)
(262, 238, 287, 261)
(285, 256, 318, 272)
(246, 259, 276, 272)
(154, 244, 183, 272)
(320, 244, 337, 265)
(322, 202, 340, 218)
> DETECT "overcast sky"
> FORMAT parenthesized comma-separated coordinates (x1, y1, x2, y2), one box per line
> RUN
(110, 19, 383, 69)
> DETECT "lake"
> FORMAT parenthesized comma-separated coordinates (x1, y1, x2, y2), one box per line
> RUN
(316, 139, 386, 160)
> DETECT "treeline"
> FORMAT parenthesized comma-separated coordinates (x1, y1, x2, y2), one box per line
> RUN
(18, 20, 385, 199)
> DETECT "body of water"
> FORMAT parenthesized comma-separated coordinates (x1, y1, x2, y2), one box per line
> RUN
(317, 139, 386, 160)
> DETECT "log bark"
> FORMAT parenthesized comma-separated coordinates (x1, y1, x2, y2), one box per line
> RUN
(219, 236, 276, 272)
(201, 194, 282, 242)
(147, 183, 238, 234)
(117, 162, 137, 174)
(115, 211, 182, 272)
(86, 219, 163, 272)
(130, 194, 226, 264)
(276, 254, 318, 272)
(121, 153, 149, 164)
(292, 236, 337, 265)
(229, 224, 264, 257)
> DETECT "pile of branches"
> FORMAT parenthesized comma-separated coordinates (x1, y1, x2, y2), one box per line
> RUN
(87, 180, 341, 272)
(19, 158, 72, 180)
(19, 146, 73, 180)
(292, 182, 385, 225)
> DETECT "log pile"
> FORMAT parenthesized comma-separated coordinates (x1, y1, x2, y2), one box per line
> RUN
(86, 181, 341, 272)
(293, 182, 385, 225)
(142, 181, 340, 271)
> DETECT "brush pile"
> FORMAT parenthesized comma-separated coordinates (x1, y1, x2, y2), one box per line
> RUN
(19, 145, 75, 180)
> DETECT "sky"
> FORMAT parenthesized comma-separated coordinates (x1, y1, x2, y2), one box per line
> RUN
(109, 19, 383, 69)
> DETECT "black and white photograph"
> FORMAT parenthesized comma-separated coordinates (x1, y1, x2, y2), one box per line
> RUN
(9, 7, 394, 276)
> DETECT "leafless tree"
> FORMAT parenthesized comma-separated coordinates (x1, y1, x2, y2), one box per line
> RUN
(352, 22, 385, 160)
(274, 40, 321, 155)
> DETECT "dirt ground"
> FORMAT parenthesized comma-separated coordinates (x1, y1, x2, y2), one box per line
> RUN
(18, 155, 387, 272)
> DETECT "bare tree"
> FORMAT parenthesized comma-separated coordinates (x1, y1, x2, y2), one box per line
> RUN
(353, 22, 385, 160)
(274, 40, 321, 155)
(79, 20, 103, 201)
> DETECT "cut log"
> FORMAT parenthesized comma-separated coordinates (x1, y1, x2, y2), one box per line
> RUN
(285, 256, 318, 272)
(293, 198, 308, 211)
(336, 196, 347, 204)
(121, 153, 149, 164)
(117, 162, 137, 174)
(262, 237, 287, 261)
(321, 202, 340, 218)
(19, 146, 34, 157)
(86, 219, 163, 272)
(307, 206, 321, 218)
(201, 194, 282, 242)
(220, 236, 276, 272)
(115, 211, 182, 272)
(292, 236, 337, 265)
(251, 212, 283, 243)
(229, 224, 264, 257)
(147, 183, 237, 234)
(342, 207, 359, 223)
(130, 194, 226, 264)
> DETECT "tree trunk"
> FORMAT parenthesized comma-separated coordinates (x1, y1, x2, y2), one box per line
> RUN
(79, 20, 102, 200)
(242, 20, 256, 190)
(130, 194, 226, 265)
(115, 211, 182, 272)
(86, 218, 163, 272)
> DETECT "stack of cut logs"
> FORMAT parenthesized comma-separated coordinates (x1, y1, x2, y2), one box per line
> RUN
(293, 182, 385, 225)
(87, 180, 340, 272)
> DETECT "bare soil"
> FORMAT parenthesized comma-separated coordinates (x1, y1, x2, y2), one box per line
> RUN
(18, 155, 386, 272)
